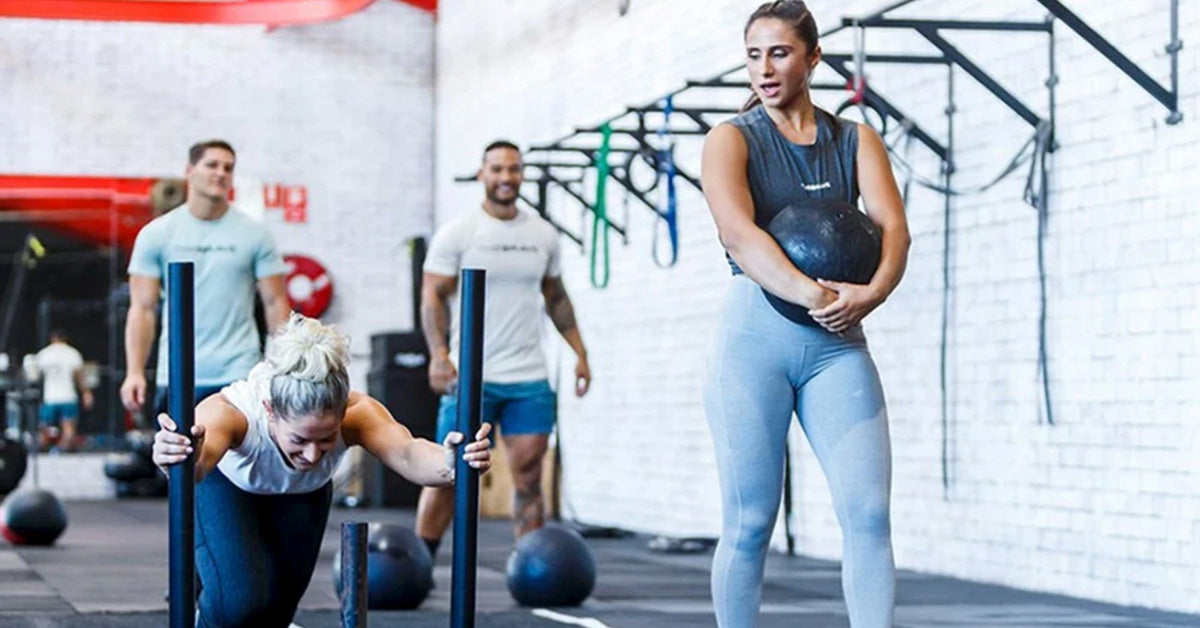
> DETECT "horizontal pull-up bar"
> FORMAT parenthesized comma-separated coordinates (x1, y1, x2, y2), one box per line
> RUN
(1036, 0, 1180, 122)
(846, 17, 1051, 32)
(823, 52, 951, 65)
(918, 29, 1045, 128)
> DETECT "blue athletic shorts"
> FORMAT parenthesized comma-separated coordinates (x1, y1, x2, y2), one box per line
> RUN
(435, 380, 556, 443)
(39, 402, 80, 426)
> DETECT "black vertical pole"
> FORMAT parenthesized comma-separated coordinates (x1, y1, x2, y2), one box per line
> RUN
(341, 521, 368, 628)
(0, 235, 40, 355)
(168, 261, 195, 628)
(450, 268, 485, 628)
(940, 66, 956, 498)
(411, 236, 428, 332)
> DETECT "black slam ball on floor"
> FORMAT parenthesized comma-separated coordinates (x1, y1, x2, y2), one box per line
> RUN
(103, 451, 159, 483)
(0, 489, 68, 546)
(762, 198, 883, 325)
(506, 523, 596, 607)
(332, 523, 433, 610)
(367, 523, 434, 609)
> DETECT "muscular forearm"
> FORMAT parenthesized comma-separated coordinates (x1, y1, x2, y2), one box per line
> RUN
(542, 278, 589, 361)
(400, 439, 455, 487)
(547, 296, 586, 353)
(546, 294, 578, 335)
(420, 299, 450, 357)
(558, 326, 587, 361)
(725, 226, 825, 308)
(124, 307, 157, 375)
(262, 293, 291, 332)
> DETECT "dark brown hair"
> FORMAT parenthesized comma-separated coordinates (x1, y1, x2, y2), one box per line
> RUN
(740, 1, 819, 113)
(187, 139, 236, 166)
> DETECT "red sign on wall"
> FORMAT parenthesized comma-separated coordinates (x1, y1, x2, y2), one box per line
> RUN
(264, 184, 308, 223)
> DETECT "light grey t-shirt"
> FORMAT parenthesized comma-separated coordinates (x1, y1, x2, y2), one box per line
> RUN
(127, 207, 287, 386)
(424, 207, 561, 383)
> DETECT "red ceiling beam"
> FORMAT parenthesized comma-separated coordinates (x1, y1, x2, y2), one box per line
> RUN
(0, 175, 163, 252)
(398, 0, 435, 13)
(0, 0, 440, 25)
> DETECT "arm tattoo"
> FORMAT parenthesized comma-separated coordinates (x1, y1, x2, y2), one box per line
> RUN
(543, 279, 578, 333)
(420, 299, 450, 353)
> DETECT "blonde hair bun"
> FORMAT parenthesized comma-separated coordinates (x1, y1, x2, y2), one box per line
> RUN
(265, 313, 350, 382)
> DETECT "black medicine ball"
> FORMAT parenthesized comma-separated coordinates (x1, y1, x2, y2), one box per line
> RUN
(762, 199, 882, 326)
(332, 523, 433, 610)
(0, 489, 68, 546)
(505, 523, 596, 607)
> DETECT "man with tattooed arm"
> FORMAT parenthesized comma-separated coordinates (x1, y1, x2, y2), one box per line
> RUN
(415, 139, 591, 560)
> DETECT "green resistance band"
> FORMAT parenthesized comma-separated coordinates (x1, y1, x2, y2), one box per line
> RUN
(591, 122, 613, 288)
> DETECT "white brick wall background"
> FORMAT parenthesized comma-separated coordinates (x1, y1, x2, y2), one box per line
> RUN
(14, 454, 114, 500)
(1, 0, 1197, 616)
(0, 1, 435, 388)
(435, 0, 1200, 614)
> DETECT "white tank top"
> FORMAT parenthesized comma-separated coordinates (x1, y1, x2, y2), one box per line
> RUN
(215, 364, 348, 495)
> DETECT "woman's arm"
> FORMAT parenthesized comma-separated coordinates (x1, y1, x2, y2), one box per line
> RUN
(702, 124, 836, 310)
(151, 394, 247, 483)
(857, 123, 910, 301)
(341, 392, 490, 487)
(809, 124, 911, 332)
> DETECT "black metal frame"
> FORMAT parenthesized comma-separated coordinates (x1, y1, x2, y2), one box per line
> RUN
(450, 0, 1181, 476)
(447, 0, 1184, 526)
(1038, 0, 1182, 124)
(454, 0, 1180, 226)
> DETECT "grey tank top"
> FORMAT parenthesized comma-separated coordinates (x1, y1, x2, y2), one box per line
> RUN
(726, 106, 860, 275)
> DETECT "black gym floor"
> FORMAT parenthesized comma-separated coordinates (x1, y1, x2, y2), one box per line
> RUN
(1, 500, 1197, 628)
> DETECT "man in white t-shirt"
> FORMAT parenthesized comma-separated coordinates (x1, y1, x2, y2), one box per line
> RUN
(415, 140, 591, 558)
(28, 330, 93, 451)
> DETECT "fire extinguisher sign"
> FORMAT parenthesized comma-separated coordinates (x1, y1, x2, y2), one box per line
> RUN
(231, 181, 309, 224)
(265, 184, 308, 223)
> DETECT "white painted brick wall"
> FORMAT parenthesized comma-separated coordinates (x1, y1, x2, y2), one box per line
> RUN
(14, 453, 115, 500)
(436, 0, 1200, 613)
(0, 1, 436, 388)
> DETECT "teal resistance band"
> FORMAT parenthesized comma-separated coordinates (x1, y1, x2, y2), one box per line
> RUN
(590, 122, 612, 288)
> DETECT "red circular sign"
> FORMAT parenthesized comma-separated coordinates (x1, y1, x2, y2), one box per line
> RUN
(283, 254, 333, 318)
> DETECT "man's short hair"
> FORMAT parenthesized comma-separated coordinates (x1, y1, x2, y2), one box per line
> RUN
(188, 139, 236, 166)
(482, 140, 521, 161)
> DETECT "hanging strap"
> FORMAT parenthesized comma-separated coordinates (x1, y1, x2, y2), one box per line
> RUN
(652, 97, 679, 268)
(590, 123, 613, 288)
(851, 20, 868, 104)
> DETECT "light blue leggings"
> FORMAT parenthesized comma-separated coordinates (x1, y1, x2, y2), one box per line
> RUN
(704, 276, 894, 628)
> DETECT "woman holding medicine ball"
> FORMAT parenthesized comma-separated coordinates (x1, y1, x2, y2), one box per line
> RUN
(699, 2, 911, 626)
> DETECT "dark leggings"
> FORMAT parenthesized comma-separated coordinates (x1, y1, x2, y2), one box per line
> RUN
(194, 469, 332, 628)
